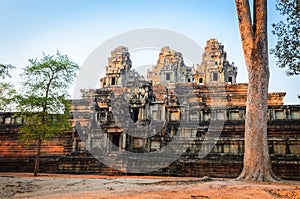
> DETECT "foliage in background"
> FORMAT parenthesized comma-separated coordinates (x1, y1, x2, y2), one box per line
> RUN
(0, 64, 14, 79)
(0, 83, 16, 112)
(0, 64, 16, 112)
(272, 0, 300, 76)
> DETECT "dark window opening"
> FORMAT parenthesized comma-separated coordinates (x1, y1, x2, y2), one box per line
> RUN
(199, 78, 203, 84)
(187, 78, 191, 82)
(131, 108, 139, 123)
(213, 72, 218, 81)
(196, 131, 202, 137)
(75, 139, 80, 151)
(111, 134, 120, 151)
(111, 77, 116, 85)
(228, 77, 233, 83)
(166, 73, 171, 81)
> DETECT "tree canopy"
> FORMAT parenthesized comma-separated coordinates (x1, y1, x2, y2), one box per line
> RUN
(16, 51, 79, 176)
(272, 0, 300, 76)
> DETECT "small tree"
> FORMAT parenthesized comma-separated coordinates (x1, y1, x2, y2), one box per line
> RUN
(272, 0, 300, 76)
(0, 64, 16, 112)
(16, 52, 79, 176)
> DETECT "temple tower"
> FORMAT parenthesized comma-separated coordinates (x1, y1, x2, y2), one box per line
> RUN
(194, 39, 237, 84)
(147, 46, 193, 85)
(100, 46, 132, 87)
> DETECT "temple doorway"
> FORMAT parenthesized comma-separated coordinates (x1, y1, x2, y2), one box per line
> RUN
(111, 134, 121, 151)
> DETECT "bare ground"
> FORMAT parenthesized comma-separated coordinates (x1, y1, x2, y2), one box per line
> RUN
(0, 173, 300, 199)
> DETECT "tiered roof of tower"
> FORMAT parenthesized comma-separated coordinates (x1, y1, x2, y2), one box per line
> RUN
(147, 46, 193, 85)
(101, 39, 238, 88)
(100, 46, 145, 88)
(107, 46, 132, 71)
(194, 39, 237, 84)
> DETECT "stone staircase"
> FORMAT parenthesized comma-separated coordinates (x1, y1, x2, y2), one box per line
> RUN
(57, 152, 125, 175)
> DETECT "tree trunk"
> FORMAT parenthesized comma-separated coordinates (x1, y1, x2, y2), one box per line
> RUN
(237, 45, 279, 181)
(33, 137, 42, 176)
(235, 0, 280, 181)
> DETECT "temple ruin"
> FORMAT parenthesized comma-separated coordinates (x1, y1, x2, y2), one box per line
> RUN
(1, 39, 300, 179)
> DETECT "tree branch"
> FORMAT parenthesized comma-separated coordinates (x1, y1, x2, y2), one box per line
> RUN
(255, 0, 268, 54)
(235, 0, 255, 68)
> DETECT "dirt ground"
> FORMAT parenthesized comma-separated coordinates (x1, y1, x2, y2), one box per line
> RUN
(0, 173, 300, 199)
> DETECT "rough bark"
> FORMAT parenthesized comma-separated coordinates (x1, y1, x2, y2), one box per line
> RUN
(235, 0, 280, 181)
(33, 137, 42, 176)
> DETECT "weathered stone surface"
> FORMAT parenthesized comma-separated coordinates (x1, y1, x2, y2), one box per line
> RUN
(147, 46, 193, 85)
(194, 38, 237, 85)
(0, 39, 299, 179)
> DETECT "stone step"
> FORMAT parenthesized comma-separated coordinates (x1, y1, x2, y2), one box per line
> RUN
(57, 157, 124, 175)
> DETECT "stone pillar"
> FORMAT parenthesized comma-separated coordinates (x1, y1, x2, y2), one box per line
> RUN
(286, 108, 291, 120)
(86, 133, 91, 151)
(122, 133, 126, 151)
(138, 107, 144, 121)
(72, 137, 77, 152)
(200, 110, 203, 121)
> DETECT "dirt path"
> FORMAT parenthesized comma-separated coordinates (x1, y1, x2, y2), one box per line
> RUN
(1, 173, 300, 199)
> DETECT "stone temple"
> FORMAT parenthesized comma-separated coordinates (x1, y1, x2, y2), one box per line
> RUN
(1, 39, 300, 179)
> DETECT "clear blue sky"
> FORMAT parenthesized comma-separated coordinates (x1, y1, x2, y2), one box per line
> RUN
(0, 0, 299, 104)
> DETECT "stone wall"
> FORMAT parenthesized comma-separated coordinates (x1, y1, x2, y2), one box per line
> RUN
(0, 111, 300, 179)
(0, 113, 73, 173)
